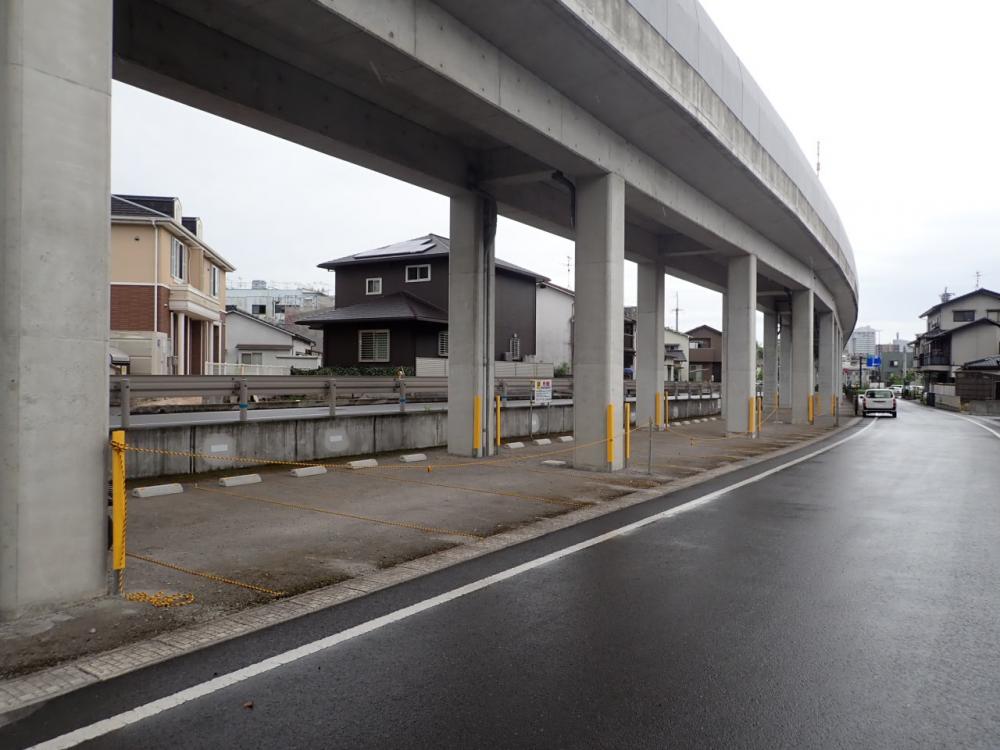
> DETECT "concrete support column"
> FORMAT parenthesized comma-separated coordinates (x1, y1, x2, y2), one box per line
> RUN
(177, 313, 188, 375)
(778, 317, 792, 408)
(447, 192, 495, 457)
(763, 312, 778, 411)
(720, 292, 728, 415)
(636, 258, 665, 429)
(573, 174, 625, 470)
(791, 289, 815, 424)
(724, 255, 757, 433)
(0, 1, 113, 617)
(817, 312, 836, 416)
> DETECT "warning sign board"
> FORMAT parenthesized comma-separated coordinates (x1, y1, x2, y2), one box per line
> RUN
(532, 379, 552, 404)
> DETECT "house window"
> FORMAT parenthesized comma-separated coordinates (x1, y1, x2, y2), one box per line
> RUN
(405, 264, 431, 283)
(366, 277, 382, 295)
(509, 333, 521, 360)
(438, 330, 449, 357)
(953, 310, 975, 322)
(690, 338, 711, 349)
(240, 352, 263, 365)
(170, 238, 187, 281)
(208, 265, 220, 297)
(359, 329, 390, 362)
(251, 304, 267, 315)
(987, 309, 1000, 322)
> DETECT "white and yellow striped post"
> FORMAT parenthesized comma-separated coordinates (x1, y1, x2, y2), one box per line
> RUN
(473, 394, 482, 455)
(624, 402, 631, 465)
(111, 430, 127, 593)
(606, 404, 615, 471)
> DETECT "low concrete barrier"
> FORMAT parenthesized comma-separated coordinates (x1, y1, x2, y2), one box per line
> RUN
(121, 398, 720, 479)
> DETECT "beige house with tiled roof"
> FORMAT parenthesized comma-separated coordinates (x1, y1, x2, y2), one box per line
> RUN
(110, 195, 235, 374)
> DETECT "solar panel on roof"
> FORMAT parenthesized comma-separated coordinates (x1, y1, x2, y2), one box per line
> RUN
(354, 237, 434, 259)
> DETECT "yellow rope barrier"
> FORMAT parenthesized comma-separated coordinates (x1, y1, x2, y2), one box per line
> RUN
(127, 552, 284, 597)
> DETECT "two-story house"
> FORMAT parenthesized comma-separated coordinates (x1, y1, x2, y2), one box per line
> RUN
(914, 288, 1000, 389)
(686, 325, 723, 382)
(664, 328, 690, 382)
(298, 234, 544, 369)
(110, 195, 235, 374)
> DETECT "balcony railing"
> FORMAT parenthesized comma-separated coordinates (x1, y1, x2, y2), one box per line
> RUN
(917, 353, 950, 367)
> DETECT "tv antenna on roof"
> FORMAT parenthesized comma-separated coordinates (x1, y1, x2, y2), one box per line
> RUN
(975, 271, 982, 289)
(566, 255, 573, 289)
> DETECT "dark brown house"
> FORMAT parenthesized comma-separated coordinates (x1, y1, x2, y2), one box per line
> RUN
(686, 324, 723, 382)
(298, 234, 545, 369)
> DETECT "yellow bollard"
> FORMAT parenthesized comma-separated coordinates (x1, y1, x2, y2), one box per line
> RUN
(473, 394, 482, 453)
(625, 402, 631, 461)
(495, 395, 502, 449)
(111, 430, 127, 579)
(606, 404, 615, 467)
(748, 397, 755, 437)
(808, 394, 815, 424)
(654, 391, 663, 430)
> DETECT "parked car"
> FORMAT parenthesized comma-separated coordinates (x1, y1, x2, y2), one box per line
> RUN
(890, 385, 903, 397)
(861, 388, 897, 418)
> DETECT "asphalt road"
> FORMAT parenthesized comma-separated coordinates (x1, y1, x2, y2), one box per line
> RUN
(7, 401, 1000, 748)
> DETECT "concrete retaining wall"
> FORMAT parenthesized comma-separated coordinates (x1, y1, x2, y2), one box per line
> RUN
(122, 398, 720, 479)
(965, 400, 1000, 416)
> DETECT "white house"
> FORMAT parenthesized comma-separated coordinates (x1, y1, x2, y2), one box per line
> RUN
(664, 328, 689, 381)
(535, 281, 574, 371)
(220, 308, 321, 374)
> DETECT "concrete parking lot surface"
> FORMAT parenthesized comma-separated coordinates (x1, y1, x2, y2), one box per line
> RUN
(0, 409, 845, 680)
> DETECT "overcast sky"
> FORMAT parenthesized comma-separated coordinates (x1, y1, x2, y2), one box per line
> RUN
(110, 0, 1000, 344)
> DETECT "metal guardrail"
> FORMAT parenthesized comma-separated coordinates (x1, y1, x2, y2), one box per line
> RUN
(109, 375, 721, 427)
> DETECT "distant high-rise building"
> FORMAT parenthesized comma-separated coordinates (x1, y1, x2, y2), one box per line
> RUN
(848, 325, 877, 357)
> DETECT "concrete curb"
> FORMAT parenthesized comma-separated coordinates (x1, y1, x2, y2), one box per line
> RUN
(130, 484, 183, 498)
(0, 417, 859, 716)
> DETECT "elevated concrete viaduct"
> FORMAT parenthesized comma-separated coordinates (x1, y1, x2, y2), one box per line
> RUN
(1, 0, 857, 614)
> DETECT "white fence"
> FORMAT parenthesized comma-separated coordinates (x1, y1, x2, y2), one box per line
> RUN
(416, 357, 555, 378)
(204, 362, 290, 376)
(930, 383, 956, 397)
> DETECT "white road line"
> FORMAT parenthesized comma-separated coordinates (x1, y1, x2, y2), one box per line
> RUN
(951, 413, 1000, 440)
(30, 418, 878, 750)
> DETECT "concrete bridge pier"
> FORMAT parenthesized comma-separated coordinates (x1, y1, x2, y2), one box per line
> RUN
(0, 0, 112, 618)
(446, 192, 496, 457)
(635, 258, 665, 430)
(779, 315, 793, 410)
(573, 174, 625, 471)
(817, 312, 837, 416)
(724, 256, 758, 434)
(791, 289, 815, 425)
(763, 312, 779, 411)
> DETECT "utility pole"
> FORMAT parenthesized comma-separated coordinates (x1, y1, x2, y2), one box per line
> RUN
(975, 270, 982, 289)
(671, 292, 682, 331)
(816, 141, 821, 177)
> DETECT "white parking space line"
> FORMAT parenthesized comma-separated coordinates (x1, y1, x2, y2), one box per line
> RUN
(29, 419, 878, 750)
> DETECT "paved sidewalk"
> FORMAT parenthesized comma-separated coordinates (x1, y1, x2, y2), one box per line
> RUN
(0, 410, 852, 708)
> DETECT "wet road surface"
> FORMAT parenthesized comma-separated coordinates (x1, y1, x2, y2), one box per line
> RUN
(6, 401, 999, 748)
